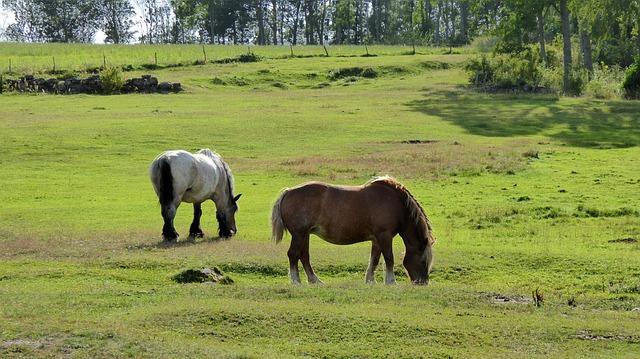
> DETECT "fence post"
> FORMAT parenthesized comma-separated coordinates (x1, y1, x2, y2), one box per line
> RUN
(365, 44, 369, 56)
(202, 45, 207, 62)
(52, 56, 56, 73)
(323, 44, 329, 57)
(154, 52, 158, 66)
(290, 44, 294, 57)
(9, 58, 12, 74)
(103, 52, 106, 68)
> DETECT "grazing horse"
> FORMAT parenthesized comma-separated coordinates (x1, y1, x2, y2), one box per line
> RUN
(271, 176, 436, 285)
(149, 149, 241, 241)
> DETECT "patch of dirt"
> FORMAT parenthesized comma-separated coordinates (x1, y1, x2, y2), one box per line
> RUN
(487, 293, 533, 305)
(574, 330, 640, 343)
(399, 139, 439, 144)
(1, 339, 45, 349)
(608, 237, 638, 244)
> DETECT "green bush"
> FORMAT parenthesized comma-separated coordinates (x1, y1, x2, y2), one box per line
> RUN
(465, 49, 544, 91)
(539, 66, 563, 93)
(585, 63, 624, 99)
(100, 67, 124, 94)
(465, 55, 494, 86)
(566, 67, 588, 96)
(623, 57, 640, 99)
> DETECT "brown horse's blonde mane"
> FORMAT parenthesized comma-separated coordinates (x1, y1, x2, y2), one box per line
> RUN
(367, 176, 436, 245)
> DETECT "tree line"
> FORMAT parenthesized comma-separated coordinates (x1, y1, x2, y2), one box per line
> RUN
(3, 0, 475, 45)
(2, 1, 639, 67)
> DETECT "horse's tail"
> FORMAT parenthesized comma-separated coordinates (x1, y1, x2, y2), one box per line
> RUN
(152, 157, 174, 206)
(271, 188, 289, 243)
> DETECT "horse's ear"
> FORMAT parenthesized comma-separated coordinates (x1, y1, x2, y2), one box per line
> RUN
(233, 194, 242, 202)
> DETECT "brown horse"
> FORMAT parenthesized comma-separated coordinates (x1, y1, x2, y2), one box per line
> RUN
(271, 176, 436, 285)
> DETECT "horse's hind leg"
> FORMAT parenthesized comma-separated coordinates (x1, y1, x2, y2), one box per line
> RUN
(365, 242, 382, 284)
(188, 203, 205, 240)
(298, 233, 322, 284)
(287, 236, 302, 284)
(161, 202, 180, 242)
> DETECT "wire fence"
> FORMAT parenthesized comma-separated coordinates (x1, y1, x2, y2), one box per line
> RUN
(0, 43, 470, 75)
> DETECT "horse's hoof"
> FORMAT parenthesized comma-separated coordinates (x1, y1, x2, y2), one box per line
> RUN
(188, 232, 204, 241)
(162, 234, 179, 242)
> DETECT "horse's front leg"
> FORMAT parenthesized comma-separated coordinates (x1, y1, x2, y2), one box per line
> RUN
(380, 237, 396, 285)
(161, 201, 180, 242)
(365, 242, 382, 284)
(188, 203, 205, 240)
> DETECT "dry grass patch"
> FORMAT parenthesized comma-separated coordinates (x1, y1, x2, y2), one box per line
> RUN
(274, 140, 529, 180)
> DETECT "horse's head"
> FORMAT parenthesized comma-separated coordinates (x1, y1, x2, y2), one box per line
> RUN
(216, 194, 242, 238)
(403, 242, 433, 285)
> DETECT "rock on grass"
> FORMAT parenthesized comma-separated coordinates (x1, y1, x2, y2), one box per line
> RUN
(173, 267, 234, 284)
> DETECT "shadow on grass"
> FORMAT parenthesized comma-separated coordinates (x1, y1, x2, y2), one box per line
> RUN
(128, 236, 230, 251)
(406, 87, 640, 148)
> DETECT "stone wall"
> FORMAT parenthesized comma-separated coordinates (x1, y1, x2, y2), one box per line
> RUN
(1, 74, 182, 94)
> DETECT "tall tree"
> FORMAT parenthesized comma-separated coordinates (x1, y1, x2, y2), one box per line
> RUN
(5, 0, 44, 41)
(101, 0, 136, 43)
(559, 0, 572, 93)
(7, 0, 101, 42)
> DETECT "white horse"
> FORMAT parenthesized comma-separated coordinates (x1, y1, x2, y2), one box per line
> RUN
(149, 149, 241, 241)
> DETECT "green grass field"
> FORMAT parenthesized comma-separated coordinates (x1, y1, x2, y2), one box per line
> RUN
(1, 44, 639, 358)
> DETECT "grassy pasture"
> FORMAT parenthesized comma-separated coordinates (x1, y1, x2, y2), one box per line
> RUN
(0, 43, 470, 74)
(0, 45, 639, 358)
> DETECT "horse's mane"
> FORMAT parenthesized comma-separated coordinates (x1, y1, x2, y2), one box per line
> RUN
(367, 176, 436, 245)
(197, 148, 235, 197)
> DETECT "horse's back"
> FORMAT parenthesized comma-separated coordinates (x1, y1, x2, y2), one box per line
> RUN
(280, 182, 404, 244)
(150, 150, 220, 203)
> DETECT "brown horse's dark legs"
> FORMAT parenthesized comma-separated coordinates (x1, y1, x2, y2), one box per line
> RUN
(287, 240, 302, 284)
(365, 243, 382, 283)
(380, 239, 396, 285)
(188, 203, 204, 240)
(299, 233, 322, 284)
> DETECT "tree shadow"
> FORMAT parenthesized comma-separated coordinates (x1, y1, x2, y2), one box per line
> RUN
(406, 87, 640, 148)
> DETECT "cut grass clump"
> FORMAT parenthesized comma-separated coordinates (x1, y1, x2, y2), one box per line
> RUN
(420, 60, 450, 70)
(172, 267, 234, 284)
(212, 77, 227, 85)
(328, 67, 377, 80)
(522, 149, 539, 159)
(574, 205, 639, 218)
(213, 53, 262, 64)
(532, 206, 566, 219)
(471, 208, 521, 229)
(313, 82, 331, 89)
